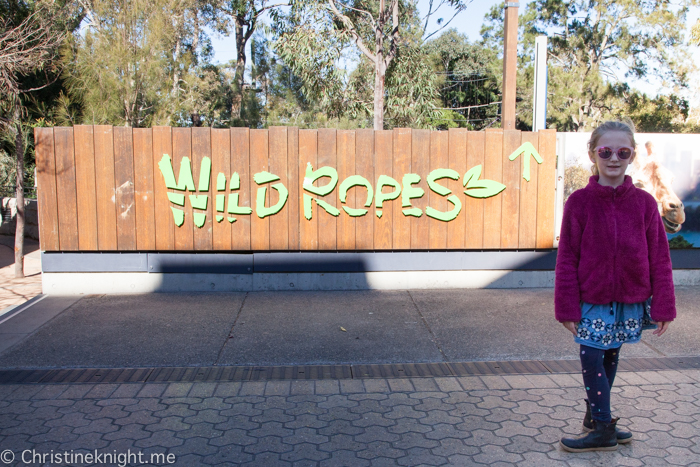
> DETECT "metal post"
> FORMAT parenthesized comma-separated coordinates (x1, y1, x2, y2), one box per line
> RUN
(532, 36, 548, 132)
(502, 2, 519, 130)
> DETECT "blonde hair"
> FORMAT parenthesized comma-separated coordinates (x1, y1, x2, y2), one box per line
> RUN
(588, 121, 636, 176)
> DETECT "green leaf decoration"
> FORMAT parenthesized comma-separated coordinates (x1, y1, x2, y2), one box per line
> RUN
(463, 164, 506, 198)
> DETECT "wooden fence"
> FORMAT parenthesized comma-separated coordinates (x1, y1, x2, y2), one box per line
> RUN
(35, 126, 557, 252)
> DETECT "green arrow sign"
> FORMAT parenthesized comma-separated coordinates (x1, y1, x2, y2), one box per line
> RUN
(508, 142, 544, 182)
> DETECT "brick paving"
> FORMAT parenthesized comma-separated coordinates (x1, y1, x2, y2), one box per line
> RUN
(0, 237, 41, 314)
(1, 369, 699, 466)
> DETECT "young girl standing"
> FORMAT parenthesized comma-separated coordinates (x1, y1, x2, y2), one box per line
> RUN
(555, 121, 676, 452)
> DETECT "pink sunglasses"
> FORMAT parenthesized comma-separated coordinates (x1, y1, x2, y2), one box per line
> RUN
(595, 146, 634, 160)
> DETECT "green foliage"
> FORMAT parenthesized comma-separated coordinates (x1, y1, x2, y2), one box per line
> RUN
(64, 0, 180, 126)
(607, 84, 690, 133)
(385, 45, 441, 129)
(669, 235, 694, 249)
(564, 162, 591, 203)
(482, 0, 697, 132)
(423, 29, 501, 129)
(271, 0, 440, 129)
(0, 0, 77, 194)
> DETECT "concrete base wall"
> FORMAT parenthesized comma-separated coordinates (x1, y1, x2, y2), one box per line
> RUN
(43, 270, 557, 294)
(42, 269, 700, 294)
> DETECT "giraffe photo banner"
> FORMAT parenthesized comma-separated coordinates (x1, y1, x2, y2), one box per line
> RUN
(560, 131, 700, 248)
(34, 127, 557, 252)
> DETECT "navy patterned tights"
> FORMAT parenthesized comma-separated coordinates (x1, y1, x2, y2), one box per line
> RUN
(580, 344, 621, 423)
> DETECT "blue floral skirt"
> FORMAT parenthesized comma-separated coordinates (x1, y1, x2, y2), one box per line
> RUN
(574, 299, 656, 350)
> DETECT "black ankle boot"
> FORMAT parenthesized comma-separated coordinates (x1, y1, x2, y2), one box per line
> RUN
(583, 399, 633, 444)
(561, 418, 618, 452)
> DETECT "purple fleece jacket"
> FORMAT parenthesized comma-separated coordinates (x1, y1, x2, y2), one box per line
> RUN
(555, 175, 676, 323)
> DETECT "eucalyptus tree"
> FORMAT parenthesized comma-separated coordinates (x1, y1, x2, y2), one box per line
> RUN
(272, 0, 472, 130)
(207, 1, 289, 123)
(482, 0, 697, 131)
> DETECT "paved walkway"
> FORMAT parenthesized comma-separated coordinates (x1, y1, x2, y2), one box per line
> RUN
(0, 235, 41, 316)
(1, 370, 699, 466)
(0, 253, 699, 465)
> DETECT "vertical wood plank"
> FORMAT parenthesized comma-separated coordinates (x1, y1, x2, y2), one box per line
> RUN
(374, 130, 393, 250)
(447, 128, 467, 249)
(299, 130, 318, 250)
(465, 131, 485, 249)
(153, 127, 174, 251)
(192, 127, 213, 251)
(231, 128, 252, 251)
(172, 128, 194, 250)
(501, 130, 522, 249)
(483, 129, 503, 249)
(519, 132, 539, 248)
(34, 128, 59, 251)
(113, 127, 137, 250)
(73, 125, 98, 250)
(54, 127, 79, 250)
(428, 131, 448, 250)
(211, 128, 231, 251)
(133, 128, 155, 250)
(317, 129, 337, 250)
(336, 130, 356, 250)
(93, 125, 117, 250)
(269, 127, 289, 250)
(536, 129, 557, 248)
(392, 128, 411, 250)
(287, 127, 300, 250)
(250, 129, 269, 251)
(411, 129, 430, 250)
(355, 129, 374, 250)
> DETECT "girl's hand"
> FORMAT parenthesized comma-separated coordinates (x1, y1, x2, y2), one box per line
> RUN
(652, 321, 670, 336)
(562, 321, 578, 335)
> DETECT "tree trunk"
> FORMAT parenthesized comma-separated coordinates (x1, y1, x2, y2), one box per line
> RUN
(373, 62, 385, 130)
(14, 105, 25, 279)
(231, 16, 246, 121)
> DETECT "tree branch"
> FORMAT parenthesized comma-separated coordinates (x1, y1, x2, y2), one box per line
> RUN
(384, 0, 399, 66)
(326, 0, 376, 63)
(421, 0, 472, 43)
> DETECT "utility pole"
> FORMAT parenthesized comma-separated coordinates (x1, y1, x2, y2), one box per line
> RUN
(502, 2, 519, 130)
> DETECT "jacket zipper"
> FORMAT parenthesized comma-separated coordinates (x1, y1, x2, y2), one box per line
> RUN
(612, 189, 617, 300)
